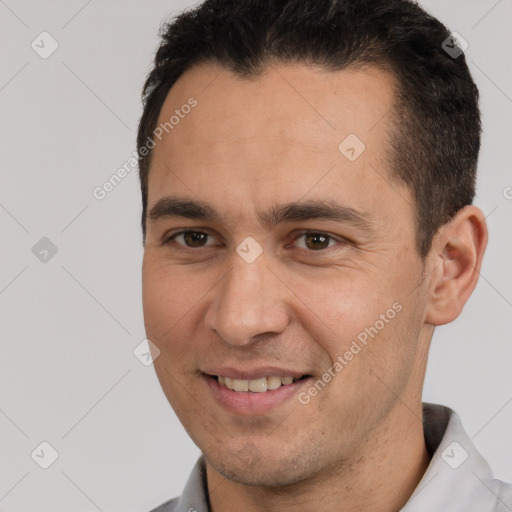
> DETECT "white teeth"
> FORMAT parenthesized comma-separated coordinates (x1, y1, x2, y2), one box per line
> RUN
(266, 376, 282, 390)
(248, 378, 267, 393)
(217, 375, 299, 392)
(233, 379, 249, 392)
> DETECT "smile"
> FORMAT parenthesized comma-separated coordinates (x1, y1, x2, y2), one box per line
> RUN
(216, 375, 300, 392)
(203, 372, 313, 415)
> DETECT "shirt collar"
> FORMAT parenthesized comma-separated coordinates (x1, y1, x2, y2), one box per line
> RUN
(166, 403, 509, 512)
(402, 402, 507, 511)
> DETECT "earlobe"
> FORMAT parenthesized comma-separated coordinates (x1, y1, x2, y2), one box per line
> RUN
(425, 205, 488, 326)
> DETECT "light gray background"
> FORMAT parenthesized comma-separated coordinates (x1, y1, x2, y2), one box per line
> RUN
(0, 0, 510, 510)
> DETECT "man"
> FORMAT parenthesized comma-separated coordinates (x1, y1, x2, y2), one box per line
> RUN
(138, 0, 511, 510)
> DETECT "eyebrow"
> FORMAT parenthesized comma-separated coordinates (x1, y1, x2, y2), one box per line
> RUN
(147, 195, 374, 231)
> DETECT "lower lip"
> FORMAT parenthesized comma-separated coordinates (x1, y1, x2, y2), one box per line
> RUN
(203, 375, 311, 415)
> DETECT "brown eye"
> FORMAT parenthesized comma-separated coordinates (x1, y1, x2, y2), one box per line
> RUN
(183, 231, 208, 247)
(304, 232, 331, 250)
(167, 231, 216, 248)
(292, 231, 344, 251)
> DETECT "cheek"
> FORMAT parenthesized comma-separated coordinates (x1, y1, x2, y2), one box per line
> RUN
(282, 269, 399, 358)
(287, 272, 418, 406)
(142, 257, 205, 352)
(142, 261, 207, 396)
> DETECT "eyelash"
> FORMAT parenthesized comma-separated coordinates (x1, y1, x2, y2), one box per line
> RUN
(163, 230, 348, 253)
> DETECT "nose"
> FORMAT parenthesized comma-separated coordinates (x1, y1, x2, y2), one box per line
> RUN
(204, 251, 291, 347)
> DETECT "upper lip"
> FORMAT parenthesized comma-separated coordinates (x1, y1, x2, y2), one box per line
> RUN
(202, 366, 310, 381)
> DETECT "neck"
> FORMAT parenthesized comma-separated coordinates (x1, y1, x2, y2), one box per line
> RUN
(206, 399, 430, 512)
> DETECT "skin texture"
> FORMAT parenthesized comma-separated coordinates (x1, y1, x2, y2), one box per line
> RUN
(142, 62, 487, 512)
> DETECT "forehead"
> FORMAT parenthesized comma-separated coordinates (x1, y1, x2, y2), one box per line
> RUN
(154, 61, 395, 152)
(147, 62, 411, 232)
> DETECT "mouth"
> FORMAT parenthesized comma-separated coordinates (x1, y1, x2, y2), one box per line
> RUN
(213, 374, 310, 392)
(202, 371, 313, 415)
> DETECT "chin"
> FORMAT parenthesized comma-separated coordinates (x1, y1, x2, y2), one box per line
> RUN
(204, 444, 321, 488)
(211, 460, 306, 487)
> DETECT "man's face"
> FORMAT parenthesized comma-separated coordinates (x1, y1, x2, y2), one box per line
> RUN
(142, 62, 432, 486)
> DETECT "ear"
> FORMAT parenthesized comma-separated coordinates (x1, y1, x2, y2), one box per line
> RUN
(425, 205, 488, 326)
